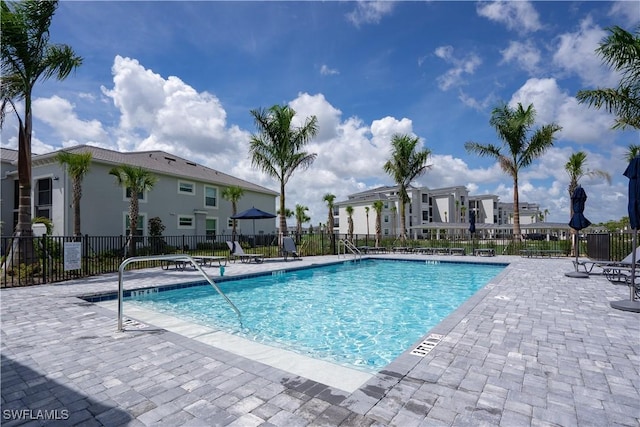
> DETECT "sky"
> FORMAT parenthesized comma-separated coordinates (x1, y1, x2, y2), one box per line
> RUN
(1, 0, 639, 227)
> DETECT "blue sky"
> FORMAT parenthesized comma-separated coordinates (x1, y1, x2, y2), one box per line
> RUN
(2, 1, 639, 225)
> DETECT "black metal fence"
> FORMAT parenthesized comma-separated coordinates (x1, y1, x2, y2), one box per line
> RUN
(0, 232, 634, 288)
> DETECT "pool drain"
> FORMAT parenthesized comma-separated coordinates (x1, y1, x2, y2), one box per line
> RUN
(410, 334, 443, 357)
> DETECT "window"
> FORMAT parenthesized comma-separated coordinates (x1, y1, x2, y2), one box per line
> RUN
(228, 218, 234, 228)
(36, 178, 52, 219)
(206, 218, 217, 237)
(178, 215, 194, 229)
(37, 178, 52, 206)
(422, 211, 429, 221)
(178, 181, 195, 195)
(204, 186, 217, 208)
(125, 213, 146, 236)
(125, 188, 146, 201)
(384, 215, 389, 223)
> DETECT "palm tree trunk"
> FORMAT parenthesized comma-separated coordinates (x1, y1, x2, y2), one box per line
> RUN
(513, 177, 522, 240)
(279, 182, 287, 238)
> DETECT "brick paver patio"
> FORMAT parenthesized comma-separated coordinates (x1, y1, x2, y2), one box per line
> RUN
(1, 254, 639, 426)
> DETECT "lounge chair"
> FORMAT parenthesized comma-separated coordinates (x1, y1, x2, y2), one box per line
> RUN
(574, 246, 640, 274)
(282, 236, 301, 261)
(226, 241, 264, 264)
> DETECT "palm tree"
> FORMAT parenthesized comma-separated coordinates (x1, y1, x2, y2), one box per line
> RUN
(109, 165, 158, 257)
(565, 151, 611, 213)
(346, 206, 354, 242)
(373, 200, 384, 247)
(465, 102, 561, 239)
(221, 185, 245, 241)
(576, 25, 640, 130)
(56, 151, 92, 237)
(390, 206, 398, 236)
(383, 134, 431, 243)
(249, 104, 318, 240)
(323, 193, 336, 246)
(364, 206, 370, 238)
(1, 0, 82, 265)
(294, 204, 310, 239)
(565, 151, 611, 256)
(626, 144, 640, 161)
(544, 208, 550, 222)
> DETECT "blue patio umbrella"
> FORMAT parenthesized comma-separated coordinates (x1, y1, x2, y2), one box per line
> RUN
(612, 156, 640, 311)
(230, 207, 276, 237)
(566, 186, 591, 278)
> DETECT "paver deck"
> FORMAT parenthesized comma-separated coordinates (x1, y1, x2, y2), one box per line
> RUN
(1, 254, 639, 426)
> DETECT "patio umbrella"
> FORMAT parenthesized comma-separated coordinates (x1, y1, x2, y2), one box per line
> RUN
(469, 211, 476, 255)
(230, 207, 276, 239)
(612, 156, 640, 312)
(565, 186, 591, 278)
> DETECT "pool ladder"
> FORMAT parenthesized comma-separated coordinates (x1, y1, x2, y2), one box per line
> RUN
(338, 239, 362, 261)
(116, 254, 241, 331)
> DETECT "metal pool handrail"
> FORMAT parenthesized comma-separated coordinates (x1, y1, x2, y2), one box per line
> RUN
(338, 239, 361, 260)
(117, 254, 241, 331)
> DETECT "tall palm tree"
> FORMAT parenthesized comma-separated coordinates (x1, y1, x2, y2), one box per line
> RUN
(576, 25, 640, 130)
(56, 151, 92, 237)
(109, 165, 158, 257)
(249, 104, 318, 239)
(294, 204, 310, 239)
(465, 102, 561, 239)
(565, 152, 611, 257)
(221, 185, 245, 241)
(373, 200, 384, 247)
(346, 206, 354, 242)
(383, 134, 432, 243)
(1, 0, 82, 266)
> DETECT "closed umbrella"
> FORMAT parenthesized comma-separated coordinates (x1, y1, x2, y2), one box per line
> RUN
(611, 156, 640, 312)
(565, 186, 591, 278)
(469, 211, 476, 255)
(230, 207, 276, 242)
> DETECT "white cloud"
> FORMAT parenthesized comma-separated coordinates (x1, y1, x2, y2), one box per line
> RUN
(434, 46, 482, 91)
(320, 64, 339, 76)
(608, 1, 640, 27)
(32, 96, 109, 145)
(509, 78, 616, 144)
(552, 17, 618, 88)
(476, 1, 542, 34)
(346, 1, 395, 27)
(500, 40, 541, 74)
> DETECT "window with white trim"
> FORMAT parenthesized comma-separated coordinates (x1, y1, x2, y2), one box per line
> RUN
(178, 181, 195, 195)
(125, 188, 146, 202)
(206, 218, 217, 237)
(204, 186, 217, 208)
(178, 215, 194, 229)
(125, 213, 146, 236)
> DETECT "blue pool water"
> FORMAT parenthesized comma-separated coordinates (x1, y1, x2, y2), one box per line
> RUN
(127, 259, 504, 372)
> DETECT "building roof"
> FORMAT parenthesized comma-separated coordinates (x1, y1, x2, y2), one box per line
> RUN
(1, 147, 18, 163)
(25, 145, 277, 196)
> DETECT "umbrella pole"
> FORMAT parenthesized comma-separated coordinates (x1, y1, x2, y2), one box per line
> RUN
(575, 233, 579, 272)
(631, 230, 637, 301)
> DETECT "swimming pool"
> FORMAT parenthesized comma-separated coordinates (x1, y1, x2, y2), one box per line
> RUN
(126, 259, 504, 372)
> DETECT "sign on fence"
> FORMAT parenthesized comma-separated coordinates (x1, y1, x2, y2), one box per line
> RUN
(64, 242, 81, 271)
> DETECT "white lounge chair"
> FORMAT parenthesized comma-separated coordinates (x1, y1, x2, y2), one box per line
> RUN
(226, 241, 264, 264)
(282, 236, 301, 261)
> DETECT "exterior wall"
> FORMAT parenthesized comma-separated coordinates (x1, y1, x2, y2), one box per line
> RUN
(1, 151, 277, 237)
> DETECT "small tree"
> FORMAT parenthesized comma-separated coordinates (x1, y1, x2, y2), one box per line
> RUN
(109, 165, 158, 257)
(56, 151, 92, 238)
(294, 204, 310, 241)
(148, 216, 166, 254)
(346, 206, 354, 242)
(221, 185, 245, 241)
(373, 200, 384, 247)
